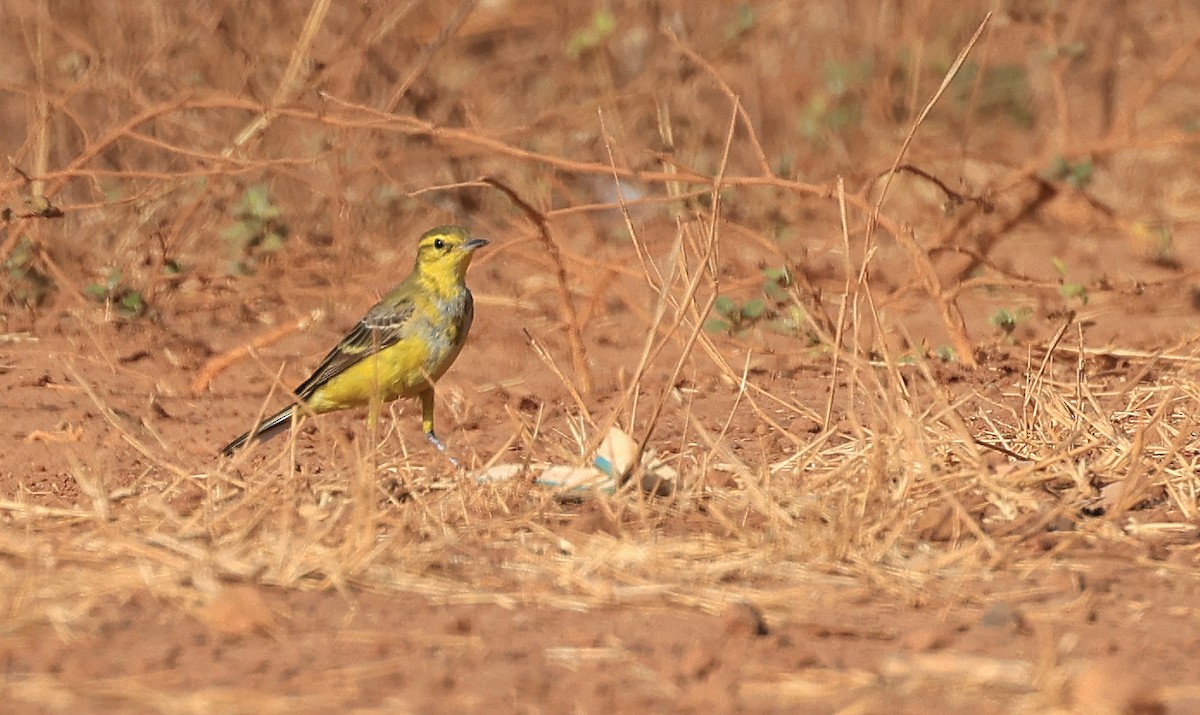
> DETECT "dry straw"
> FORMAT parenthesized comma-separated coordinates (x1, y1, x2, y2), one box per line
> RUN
(4, 2, 1200, 710)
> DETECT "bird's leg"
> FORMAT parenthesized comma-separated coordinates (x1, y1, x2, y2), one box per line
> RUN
(420, 387, 458, 466)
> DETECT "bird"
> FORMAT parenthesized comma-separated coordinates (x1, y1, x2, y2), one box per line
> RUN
(220, 225, 488, 459)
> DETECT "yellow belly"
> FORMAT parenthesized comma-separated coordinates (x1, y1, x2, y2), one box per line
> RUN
(304, 331, 465, 413)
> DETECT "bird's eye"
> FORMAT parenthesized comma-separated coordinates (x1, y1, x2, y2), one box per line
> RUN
(433, 238, 445, 250)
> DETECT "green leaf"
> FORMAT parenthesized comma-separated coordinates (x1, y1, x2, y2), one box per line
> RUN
(741, 299, 766, 319)
(798, 94, 830, 140)
(703, 318, 731, 334)
(762, 266, 791, 284)
(261, 231, 287, 252)
(1067, 159, 1093, 189)
(119, 291, 145, 315)
(822, 58, 872, 95)
(1042, 156, 1070, 181)
(566, 9, 616, 58)
(989, 308, 1019, 334)
(222, 222, 253, 245)
(824, 101, 862, 131)
(591, 8, 615, 35)
(957, 63, 1034, 128)
(1059, 282, 1089, 305)
(713, 295, 737, 317)
(1041, 157, 1093, 189)
(240, 184, 279, 220)
(763, 280, 788, 301)
(725, 4, 755, 40)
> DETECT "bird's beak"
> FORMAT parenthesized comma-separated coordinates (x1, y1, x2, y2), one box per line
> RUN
(464, 238, 489, 251)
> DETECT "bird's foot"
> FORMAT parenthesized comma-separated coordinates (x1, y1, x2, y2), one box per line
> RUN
(425, 430, 460, 467)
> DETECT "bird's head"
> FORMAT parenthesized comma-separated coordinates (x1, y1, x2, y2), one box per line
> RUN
(414, 225, 489, 284)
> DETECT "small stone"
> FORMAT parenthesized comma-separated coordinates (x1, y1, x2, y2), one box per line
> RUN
(980, 601, 1026, 632)
(721, 601, 769, 637)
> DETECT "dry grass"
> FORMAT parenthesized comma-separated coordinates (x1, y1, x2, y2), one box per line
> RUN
(4, 0, 1200, 711)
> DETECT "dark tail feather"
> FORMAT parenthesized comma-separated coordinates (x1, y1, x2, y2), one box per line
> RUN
(220, 405, 299, 456)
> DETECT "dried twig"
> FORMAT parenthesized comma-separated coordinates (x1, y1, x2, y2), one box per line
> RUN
(192, 310, 323, 395)
(481, 176, 593, 395)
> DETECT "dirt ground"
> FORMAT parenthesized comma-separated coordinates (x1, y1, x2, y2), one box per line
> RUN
(4, 1, 1200, 713)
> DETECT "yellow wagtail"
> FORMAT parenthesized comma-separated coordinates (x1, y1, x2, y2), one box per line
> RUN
(220, 225, 488, 457)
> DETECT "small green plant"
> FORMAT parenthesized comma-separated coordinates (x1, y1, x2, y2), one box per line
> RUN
(705, 295, 762, 335)
(1052, 257, 1089, 305)
(953, 63, 1035, 129)
(935, 345, 957, 362)
(1042, 156, 1094, 189)
(1, 236, 54, 307)
(1046, 41, 1088, 60)
(988, 306, 1033, 342)
(725, 4, 755, 41)
(84, 269, 147, 317)
(704, 266, 816, 342)
(223, 183, 289, 274)
(1129, 222, 1178, 268)
(566, 9, 616, 58)
(898, 339, 956, 364)
(798, 59, 871, 143)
